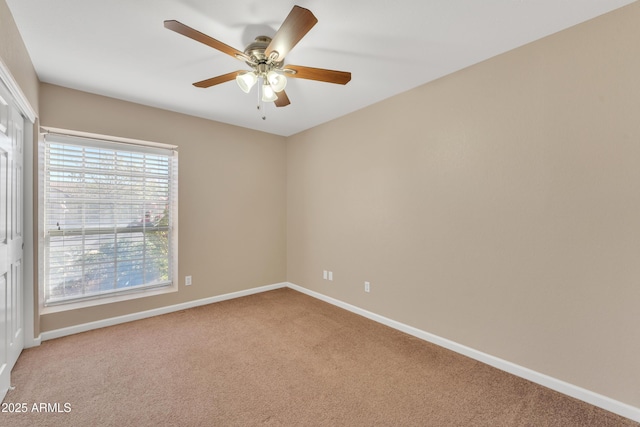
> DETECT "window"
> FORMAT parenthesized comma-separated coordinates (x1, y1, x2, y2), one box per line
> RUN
(41, 130, 178, 307)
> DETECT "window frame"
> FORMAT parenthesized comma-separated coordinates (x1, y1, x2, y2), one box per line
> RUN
(38, 127, 178, 313)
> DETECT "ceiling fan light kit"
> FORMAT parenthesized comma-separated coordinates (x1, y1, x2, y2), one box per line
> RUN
(261, 83, 278, 102)
(164, 5, 351, 114)
(267, 70, 287, 92)
(236, 71, 257, 93)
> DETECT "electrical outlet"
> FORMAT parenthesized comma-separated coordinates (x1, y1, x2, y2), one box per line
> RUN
(185, 275, 192, 286)
(364, 281, 370, 293)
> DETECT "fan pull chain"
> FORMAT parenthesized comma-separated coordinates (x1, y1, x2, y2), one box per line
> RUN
(257, 78, 266, 120)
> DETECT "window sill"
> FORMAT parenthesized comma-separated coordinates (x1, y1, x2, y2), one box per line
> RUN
(40, 282, 178, 315)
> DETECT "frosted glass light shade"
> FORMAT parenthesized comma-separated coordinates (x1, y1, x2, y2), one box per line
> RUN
(261, 84, 278, 102)
(236, 72, 257, 93)
(267, 70, 287, 92)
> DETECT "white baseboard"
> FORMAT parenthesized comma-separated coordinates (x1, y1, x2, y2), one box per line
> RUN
(286, 282, 640, 423)
(24, 335, 42, 349)
(39, 282, 287, 342)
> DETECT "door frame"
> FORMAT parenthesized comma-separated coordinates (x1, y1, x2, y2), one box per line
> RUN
(0, 58, 38, 351)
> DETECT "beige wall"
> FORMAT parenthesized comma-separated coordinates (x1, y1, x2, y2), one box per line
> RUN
(39, 84, 287, 331)
(287, 2, 640, 408)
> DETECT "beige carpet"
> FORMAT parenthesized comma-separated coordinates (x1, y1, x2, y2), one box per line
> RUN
(1, 288, 637, 426)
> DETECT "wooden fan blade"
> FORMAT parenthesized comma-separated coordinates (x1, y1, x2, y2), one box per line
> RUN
(274, 90, 291, 107)
(265, 6, 317, 61)
(193, 71, 242, 88)
(164, 20, 247, 60)
(284, 65, 351, 85)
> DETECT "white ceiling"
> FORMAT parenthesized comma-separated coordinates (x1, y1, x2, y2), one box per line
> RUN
(6, 0, 636, 136)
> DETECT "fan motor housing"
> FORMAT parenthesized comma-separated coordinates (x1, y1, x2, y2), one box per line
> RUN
(244, 36, 283, 67)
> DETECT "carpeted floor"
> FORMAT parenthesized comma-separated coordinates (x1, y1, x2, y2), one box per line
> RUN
(1, 288, 637, 426)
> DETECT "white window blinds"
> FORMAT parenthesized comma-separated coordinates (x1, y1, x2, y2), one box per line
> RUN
(43, 131, 177, 305)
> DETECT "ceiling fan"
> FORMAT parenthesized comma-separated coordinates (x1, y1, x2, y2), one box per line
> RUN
(164, 5, 351, 111)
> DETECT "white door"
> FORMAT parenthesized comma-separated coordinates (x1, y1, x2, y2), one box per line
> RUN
(0, 81, 24, 396)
